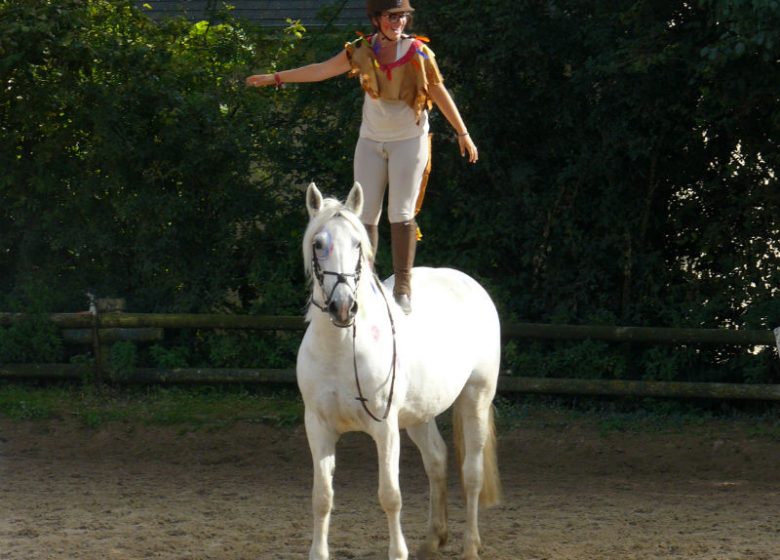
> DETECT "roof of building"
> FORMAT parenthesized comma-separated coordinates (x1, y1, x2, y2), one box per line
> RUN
(140, 1, 366, 27)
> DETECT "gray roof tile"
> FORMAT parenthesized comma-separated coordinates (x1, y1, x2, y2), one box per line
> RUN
(140, 1, 366, 27)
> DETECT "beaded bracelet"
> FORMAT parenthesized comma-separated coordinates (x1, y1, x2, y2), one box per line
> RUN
(274, 72, 284, 88)
(457, 131, 470, 137)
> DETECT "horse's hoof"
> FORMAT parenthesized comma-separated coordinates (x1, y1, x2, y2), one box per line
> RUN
(416, 533, 446, 560)
(462, 544, 481, 560)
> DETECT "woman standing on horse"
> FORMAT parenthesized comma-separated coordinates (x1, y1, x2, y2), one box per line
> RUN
(246, 0, 478, 314)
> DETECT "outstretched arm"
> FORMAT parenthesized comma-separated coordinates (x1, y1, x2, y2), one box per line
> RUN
(428, 82, 479, 164)
(246, 49, 351, 87)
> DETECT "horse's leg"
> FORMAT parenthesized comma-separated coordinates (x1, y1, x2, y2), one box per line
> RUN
(305, 410, 338, 560)
(373, 421, 409, 560)
(454, 388, 496, 560)
(406, 420, 448, 559)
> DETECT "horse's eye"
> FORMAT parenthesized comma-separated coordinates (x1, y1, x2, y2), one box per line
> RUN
(313, 231, 332, 258)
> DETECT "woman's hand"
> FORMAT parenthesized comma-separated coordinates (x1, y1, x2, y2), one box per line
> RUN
(245, 74, 275, 87)
(458, 134, 479, 164)
(428, 83, 479, 164)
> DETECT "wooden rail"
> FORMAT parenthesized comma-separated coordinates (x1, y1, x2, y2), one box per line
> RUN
(0, 312, 776, 345)
(0, 312, 306, 331)
(1, 312, 778, 401)
(2, 364, 780, 401)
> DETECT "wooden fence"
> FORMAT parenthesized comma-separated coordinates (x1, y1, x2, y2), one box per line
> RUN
(1, 311, 779, 401)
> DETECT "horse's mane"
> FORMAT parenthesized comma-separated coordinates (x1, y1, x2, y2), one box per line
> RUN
(302, 195, 374, 283)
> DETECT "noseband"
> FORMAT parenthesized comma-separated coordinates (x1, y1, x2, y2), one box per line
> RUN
(310, 244, 363, 323)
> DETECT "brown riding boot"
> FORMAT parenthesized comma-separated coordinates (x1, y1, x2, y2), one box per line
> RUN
(390, 220, 417, 314)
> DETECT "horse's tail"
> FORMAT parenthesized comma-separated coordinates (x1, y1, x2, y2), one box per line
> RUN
(453, 402, 502, 507)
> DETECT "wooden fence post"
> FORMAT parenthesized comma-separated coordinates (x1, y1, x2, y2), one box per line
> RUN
(94, 299, 126, 375)
(79, 296, 166, 387)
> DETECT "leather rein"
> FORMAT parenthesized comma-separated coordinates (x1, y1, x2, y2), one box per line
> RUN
(310, 245, 398, 422)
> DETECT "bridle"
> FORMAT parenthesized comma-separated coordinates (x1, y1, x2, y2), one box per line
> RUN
(309, 244, 364, 324)
(309, 241, 397, 422)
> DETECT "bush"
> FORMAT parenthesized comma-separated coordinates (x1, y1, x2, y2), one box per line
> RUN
(0, 315, 63, 364)
(1, 1, 778, 382)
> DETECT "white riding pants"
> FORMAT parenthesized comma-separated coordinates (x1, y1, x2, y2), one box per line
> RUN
(354, 135, 428, 225)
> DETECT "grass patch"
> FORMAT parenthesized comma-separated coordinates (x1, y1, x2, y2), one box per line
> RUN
(494, 393, 780, 439)
(0, 381, 304, 430)
(0, 384, 70, 421)
(2, 381, 778, 440)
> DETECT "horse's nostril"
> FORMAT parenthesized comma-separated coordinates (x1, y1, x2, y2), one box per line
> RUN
(350, 301, 359, 316)
(328, 301, 338, 315)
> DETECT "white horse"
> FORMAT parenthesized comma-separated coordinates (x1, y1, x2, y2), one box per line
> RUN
(296, 182, 502, 560)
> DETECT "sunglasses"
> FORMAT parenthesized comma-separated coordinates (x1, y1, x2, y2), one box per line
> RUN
(382, 12, 410, 23)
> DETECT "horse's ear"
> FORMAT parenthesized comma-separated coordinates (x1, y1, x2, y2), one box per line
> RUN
(346, 181, 364, 217)
(306, 182, 323, 217)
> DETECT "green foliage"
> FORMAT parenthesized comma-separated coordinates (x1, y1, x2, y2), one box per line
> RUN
(0, 282, 65, 363)
(107, 341, 137, 382)
(148, 343, 191, 368)
(0, 0, 295, 313)
(413, 0, 779, 383)
(0, 316, 63, 363)
(507, 340, 627, 380)
(639, 347, 695, 382)
(0, 1, 778, 383)
(138, 330, 300, 369)
(414, 0, 779, 329)
(204, 331, 299, 368)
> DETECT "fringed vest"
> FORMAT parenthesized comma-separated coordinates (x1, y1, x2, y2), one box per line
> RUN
(345, 34, 443, 123)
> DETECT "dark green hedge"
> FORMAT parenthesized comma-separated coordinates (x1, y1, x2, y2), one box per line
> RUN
(1, 0, 778, 381)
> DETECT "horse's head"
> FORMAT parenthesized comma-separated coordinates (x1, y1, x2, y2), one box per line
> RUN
(303, 182, 373, 327)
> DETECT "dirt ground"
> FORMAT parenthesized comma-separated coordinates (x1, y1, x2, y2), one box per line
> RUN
(1, 412, 779, 560)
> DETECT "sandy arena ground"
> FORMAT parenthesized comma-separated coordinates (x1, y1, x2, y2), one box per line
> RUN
(1, 412, 779, 559)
